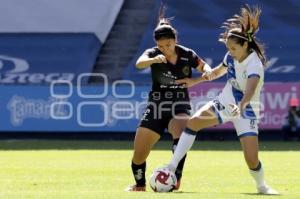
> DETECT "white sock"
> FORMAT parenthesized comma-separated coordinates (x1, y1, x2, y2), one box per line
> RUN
(249, 163, 266, 188)
(168, 130, 196, 171)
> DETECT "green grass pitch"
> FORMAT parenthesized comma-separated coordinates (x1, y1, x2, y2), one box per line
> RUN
(0, 140, 299, 199)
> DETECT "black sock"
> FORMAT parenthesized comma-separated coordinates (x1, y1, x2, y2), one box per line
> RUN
(172, 138, 187, 180)
(131, 161, 146, 186)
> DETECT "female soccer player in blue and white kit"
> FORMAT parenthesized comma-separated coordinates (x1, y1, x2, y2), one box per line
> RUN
(165, 5, 278, 194)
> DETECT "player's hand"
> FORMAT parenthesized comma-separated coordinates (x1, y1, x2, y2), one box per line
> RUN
(153, 55, 167, 64)
(239, 101, 249, 117)
(175, 78, 198, 88)
(202, 68, 215, 81)
(229, 103, 240, 117)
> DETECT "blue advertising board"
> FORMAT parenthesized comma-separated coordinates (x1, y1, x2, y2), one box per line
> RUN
(0, 33, 101, 85)
(0, 84, 150, 132)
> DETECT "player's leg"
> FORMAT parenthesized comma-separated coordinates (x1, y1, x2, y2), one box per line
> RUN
(168, 102, 221, 171)
(240, 135, 278, 195)
(125, 127, 160, 191)
(240, 135, 261, 183)
(126, 102, 164, 192)
(168, 112, 189, 189)
(236, 119, 279, 195)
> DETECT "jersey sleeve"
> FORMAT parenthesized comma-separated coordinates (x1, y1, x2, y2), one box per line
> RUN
(143, 48, 158, 58)
(246, 61, 264, 79)
(222, 52, 230, 67)
(189, 50, 204, 69)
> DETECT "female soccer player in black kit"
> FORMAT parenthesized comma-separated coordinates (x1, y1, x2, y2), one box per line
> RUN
(125, 7, 213, 191)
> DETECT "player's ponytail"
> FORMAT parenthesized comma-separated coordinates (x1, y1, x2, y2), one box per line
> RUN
(219, 5, 267, 66)
(153, 2, 177, 41)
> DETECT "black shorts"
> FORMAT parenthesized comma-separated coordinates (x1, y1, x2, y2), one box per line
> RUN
(138, 101, 191, 136)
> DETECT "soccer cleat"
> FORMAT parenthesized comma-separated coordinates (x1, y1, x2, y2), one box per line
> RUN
(124, 184, 146, 192)
(257, 185, 279, 195)
(173, 179, 181, 190)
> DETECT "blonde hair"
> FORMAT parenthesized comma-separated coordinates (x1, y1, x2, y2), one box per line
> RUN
(219, 5, 267, 66)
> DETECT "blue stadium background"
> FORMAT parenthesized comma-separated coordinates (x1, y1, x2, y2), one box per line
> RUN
(0, 0, 299, 136)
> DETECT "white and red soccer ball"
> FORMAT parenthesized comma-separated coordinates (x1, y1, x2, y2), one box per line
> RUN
(149, 167, 177, 192)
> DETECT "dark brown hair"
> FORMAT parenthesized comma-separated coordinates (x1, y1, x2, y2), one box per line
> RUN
(219, 5, 267, 66)
(153, 4, 177, 41)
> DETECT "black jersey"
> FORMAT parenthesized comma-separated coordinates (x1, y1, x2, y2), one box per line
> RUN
(144, 45, 203, 103)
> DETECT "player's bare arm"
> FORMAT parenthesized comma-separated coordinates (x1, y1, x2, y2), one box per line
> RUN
(240, 76, 260, 112)
(136, 54, 167, 69)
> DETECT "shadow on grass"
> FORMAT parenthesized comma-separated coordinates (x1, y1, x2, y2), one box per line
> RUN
(241, 193, 281, 197)
(147, 191, 199, 194)
(171, 191, 199, 194)
(0, 140, 300, 151)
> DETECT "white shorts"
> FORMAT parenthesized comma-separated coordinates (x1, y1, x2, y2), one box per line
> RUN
(210, 98, 259, 138)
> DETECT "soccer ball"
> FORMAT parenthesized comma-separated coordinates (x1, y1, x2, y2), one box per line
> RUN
(149, 167, 177, 192)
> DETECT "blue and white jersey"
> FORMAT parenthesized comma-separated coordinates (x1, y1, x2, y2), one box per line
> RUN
(218, 51, 264, 119)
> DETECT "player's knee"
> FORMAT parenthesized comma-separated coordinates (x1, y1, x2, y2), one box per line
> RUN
(169, 130, 181, 138)
(170, 123, 186, 137)
(168, 118, 188, 137)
